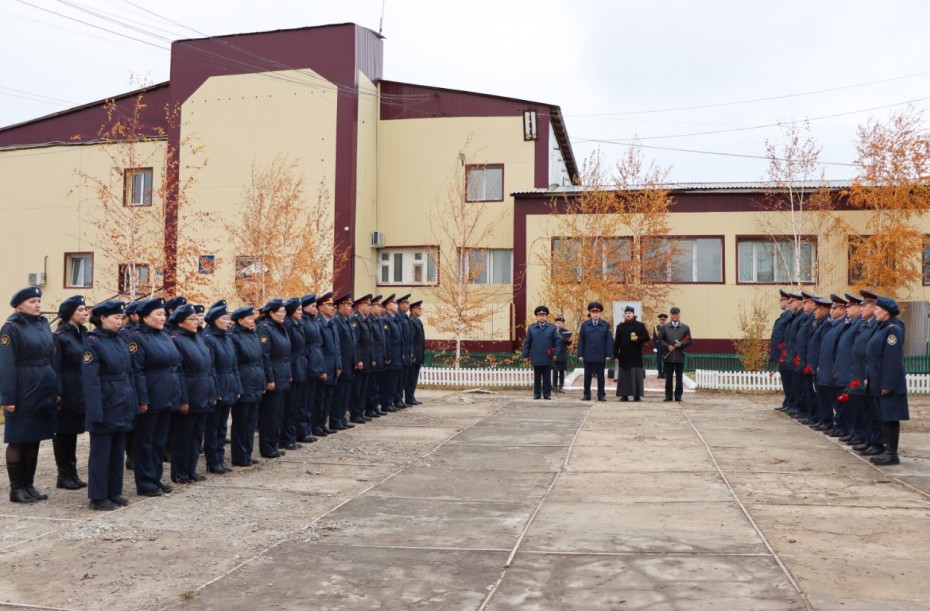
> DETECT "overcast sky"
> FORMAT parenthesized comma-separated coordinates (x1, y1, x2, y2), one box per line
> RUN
(3, 0, 930, 182)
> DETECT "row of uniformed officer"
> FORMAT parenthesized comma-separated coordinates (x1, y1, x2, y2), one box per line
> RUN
(773, 289, 909, 465)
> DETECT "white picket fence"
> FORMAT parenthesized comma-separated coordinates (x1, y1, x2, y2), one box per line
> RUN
(418, 367, 534, 387)
(696, 369, 930, 394)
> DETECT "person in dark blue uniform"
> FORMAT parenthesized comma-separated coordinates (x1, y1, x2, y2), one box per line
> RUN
(852, 290, 885, 456)
(551, 316, 571, 394)
(349, 295, 373, 424)
(1, 287, 58, 503)
(169, 304, 216, 483)
(771, 290, 792, 411)
(257, 299, 291, 458)
(299, 294, 324, 439)
(867, 296, 909, 465)
(365, 295, 387, 418)
(578, 302, 613, 401)
(82, 301, 137, 510)
(130, 298, 182, 496)
(788, 292, 816, 421)
(52, 295, 89, 491)
(395, 294, 413, 407)
(228, 307, 264, 466)
(833, 294, 864, 441)
(523, 305, 560, 400)
(814, 295, 851, 433)
(778, 293, 803, 413)
(407, 300, 425, 405)
(797, 296, 830, 425)
(280, 297, 307, 450)
(313, 293, 341, 435)
(120, 301, 141, 472)
(381, 294, 404, 412)
(331, 293, 357, 430)
(203, 304, 241, 474)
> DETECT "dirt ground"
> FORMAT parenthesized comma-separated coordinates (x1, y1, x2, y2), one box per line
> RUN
(1, 388, 930, 610)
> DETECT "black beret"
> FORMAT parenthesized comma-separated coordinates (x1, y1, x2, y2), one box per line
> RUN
(284, 297, 301, 314)
(125, 301, 141, 316)
(205, 305, 228, 324)
(231, 306, 254, 321)
(261, 299, 285, 314)
(875, 296, 900, 316)
(534, 305, 549, 315)
(169, 304, 196, 325)
(164, 296, 187, 312)
(210, 300, 227, 311)
(138, 298, 166, 318)
(58, 295, 85, 321)
(91, 300, 125, 318)
(301, 294, 317, 307)
(10, 286, 42, 308)
(193, 304, 205, 315)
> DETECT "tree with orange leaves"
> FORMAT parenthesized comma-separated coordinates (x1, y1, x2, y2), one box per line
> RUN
(228, 156, 344, 304)
(72, 87, 211, 302)
(844, 107, 930, 298)
(539, 146, 676, 333)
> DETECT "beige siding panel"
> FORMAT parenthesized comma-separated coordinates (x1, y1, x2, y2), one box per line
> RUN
(178, 69, 339, 304)
(0, 141, 166, 311)
(378, 116, 533, 249)
(354, 72, 379, 294)
(526, 211, 930, 343)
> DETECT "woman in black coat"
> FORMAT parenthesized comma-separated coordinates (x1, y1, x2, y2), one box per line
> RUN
(1, 287, 58, 503)
(229, 307, 265, 466)
(866, 296, 909, 465)
(52, 295, 89, 490)
(257, 299, 291, 459)
(203, 304, 241, 474)
(130, 298, 184, 497)
(82, 301, 137, 510)
(169, 304, 217, 483)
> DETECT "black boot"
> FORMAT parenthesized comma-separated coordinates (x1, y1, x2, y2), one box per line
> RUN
(53, 436, 79, 489)
(871, 422, 900, 465)
(68, 435, 86, 488)
(22, 457, 48, 500)
(7, 462, 36, 504)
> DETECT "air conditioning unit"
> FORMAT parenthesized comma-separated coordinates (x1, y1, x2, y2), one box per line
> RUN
(371, 231, 384, 248)
(27, 272, 46, 286)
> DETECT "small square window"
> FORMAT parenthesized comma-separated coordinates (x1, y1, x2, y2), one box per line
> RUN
(124, 168, 153, 206)
(465, 165, 504, 202)
(64, 253, 93, 288)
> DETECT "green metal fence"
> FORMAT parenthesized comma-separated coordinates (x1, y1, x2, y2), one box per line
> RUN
(423, 350, 930, 373)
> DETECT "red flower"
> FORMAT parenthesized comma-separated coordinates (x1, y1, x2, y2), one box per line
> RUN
(545, 347, 554, 356)
(849, 379, 862, 389)
(793, 355, 801, 367)
(777, 342, 786, 350)
(803, 365, 812, 375)
(781, 350, 787, 358)
(684, 334, 690, 341)
(837, 393, 850, 403)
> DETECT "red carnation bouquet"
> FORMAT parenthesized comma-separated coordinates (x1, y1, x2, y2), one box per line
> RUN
(836, 379, 862, 403)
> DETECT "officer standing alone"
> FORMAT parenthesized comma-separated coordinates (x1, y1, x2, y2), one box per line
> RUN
(577, 302, 613, 402)
(522, 306, 559, 400)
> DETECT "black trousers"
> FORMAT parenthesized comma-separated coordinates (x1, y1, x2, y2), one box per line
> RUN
(665, 362, 684, 399)
(259, 391, 284, 456)
(171, 410, 206, 481)
(533, 365, 552, 398)
(381, 368, 401, 408)
(230, 400, 258, 464)
(298, 377, 316, 439)
(88, 431, 125, 501)
(313, 383, 334, 433)
(405, 363, 421, 403)
(351, 371, 369, 420)
(280, 379, 304, 446)
(552, 365, 566, 390)
(366, 370, 383, 412)
(583, 361, 606, 399)
(204, 403, 232, 467)
(133, 410, 170, 494)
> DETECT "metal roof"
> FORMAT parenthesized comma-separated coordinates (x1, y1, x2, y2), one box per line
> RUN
(512, 179, 853, 196)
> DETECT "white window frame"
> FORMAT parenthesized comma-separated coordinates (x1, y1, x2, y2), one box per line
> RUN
(378, 248, 438, 286)
(464, 248, 513, 285)
(648, 238, 723, 283)
(125, 168, 153, 206)
(64, 253, 93, 288)
(465, 164, 504, 202)
(738, 238, 816, 284)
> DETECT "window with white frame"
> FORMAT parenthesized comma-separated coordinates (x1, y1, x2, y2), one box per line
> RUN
(551, 237, 631, 282)
(124, 168, 153, 206)
(64, 253, 93, 288)
(465, 164, 504, 202)
(118, 263, 151, 294)
(378, 249, 437, 285)
(738, 238, 816, 283)
(464, 249, 512, 284)
(646, 238, 723, 283)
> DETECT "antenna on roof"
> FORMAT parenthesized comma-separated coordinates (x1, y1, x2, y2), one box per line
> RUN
(379, 0, 386, 35)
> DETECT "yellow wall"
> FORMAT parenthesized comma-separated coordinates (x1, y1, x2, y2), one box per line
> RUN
(177, 68, 340, 303)
(0, 140, 166, 314)
(526, 208, 930, 341)
(354, 72, 380, 295)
